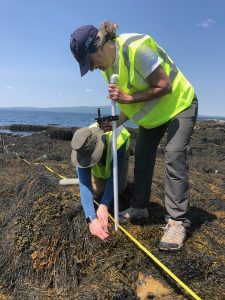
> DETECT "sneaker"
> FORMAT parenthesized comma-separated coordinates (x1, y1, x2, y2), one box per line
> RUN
(159, 219, 186, 251)
(119, 207, 148, 220)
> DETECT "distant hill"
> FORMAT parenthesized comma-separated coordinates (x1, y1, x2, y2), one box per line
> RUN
(198, 115, 225, 120)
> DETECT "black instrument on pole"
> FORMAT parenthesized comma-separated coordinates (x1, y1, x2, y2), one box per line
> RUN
(95, 107, 119, 128)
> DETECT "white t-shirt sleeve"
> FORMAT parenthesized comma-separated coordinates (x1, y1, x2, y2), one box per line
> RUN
(134, 43, 162, 79)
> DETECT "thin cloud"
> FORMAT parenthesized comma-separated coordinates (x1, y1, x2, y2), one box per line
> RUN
(5, 85, 14, 89)
(85, 88, 93, 93)
(197, 18, 215, 28)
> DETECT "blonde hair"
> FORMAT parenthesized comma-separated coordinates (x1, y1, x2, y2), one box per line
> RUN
(95, 20, 118, 48)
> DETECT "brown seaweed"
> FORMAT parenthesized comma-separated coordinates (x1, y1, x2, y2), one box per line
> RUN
(0, 120, 225, 300)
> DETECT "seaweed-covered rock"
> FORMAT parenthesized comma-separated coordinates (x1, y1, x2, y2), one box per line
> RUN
(0, 120, 225, 300)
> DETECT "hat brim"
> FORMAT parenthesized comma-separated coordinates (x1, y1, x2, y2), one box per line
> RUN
(71, 128, 105, 168)
(79, 51, 90, 77)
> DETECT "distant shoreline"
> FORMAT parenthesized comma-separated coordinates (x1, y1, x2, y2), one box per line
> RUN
(0, 107, 224, 120)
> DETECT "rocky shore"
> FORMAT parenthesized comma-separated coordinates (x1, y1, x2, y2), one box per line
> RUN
(0, 120, 225, 300)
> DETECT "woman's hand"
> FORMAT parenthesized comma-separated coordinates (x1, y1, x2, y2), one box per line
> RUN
(108, 84, 133, 104)
(88, 218, 109, 240)
(108, 66, 172, 105)
(88, 204, 109, 240)
(97, 204, 109, 232)
(101, 121, 112, 132)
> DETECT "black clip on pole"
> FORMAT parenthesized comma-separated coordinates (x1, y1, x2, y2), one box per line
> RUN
(95, 107, 119, 129)
(95, 107, 102, 128)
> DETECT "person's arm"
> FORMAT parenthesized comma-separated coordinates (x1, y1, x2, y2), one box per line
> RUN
(116, 111, 129, 127)
(77, 167, 109, 240)
(76, 167, 96, 220)
(108, 65, 172, 104)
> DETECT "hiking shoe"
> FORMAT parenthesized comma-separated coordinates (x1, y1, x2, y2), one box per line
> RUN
(119, 207, 148, 220)
(159, 219, 186, 251)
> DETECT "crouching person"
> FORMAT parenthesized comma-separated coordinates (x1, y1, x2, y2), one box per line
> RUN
(71, 123, 130, 240)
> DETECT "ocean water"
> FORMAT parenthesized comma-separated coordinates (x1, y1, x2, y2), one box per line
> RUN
(0, 109, 97, 127)
(0, 109, 136, 128)
(0, 109, 224, 130)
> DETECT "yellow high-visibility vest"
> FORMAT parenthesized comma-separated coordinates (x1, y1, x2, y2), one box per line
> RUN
(89, 123, 130, 180)
(103, 34, 195, 129)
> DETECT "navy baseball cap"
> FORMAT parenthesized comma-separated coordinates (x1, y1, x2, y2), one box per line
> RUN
(70, 25, 98, 76)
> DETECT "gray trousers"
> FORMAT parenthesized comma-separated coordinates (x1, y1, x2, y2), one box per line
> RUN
(133, 97, 198, 226)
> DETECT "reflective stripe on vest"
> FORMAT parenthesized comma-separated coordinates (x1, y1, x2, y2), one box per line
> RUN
(122, 34, 145, 89)
(132, 46, 179, 122)
(108, 124, 123, 145)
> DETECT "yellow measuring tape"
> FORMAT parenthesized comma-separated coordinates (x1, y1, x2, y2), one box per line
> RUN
(16, 153, 201, 300)
(15, 153, 66, 179)
(107, 210, 201, 300)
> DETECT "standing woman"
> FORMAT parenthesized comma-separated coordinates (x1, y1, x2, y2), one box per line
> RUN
(70, 21, 198, 251)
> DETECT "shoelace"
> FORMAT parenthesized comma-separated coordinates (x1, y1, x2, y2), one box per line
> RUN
(162, 223, 185, 242)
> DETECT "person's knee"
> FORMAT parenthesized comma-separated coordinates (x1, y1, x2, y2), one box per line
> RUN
(166, 148, 178, 159)
(165, 148, 187, 173)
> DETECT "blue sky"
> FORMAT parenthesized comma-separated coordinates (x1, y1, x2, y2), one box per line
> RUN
(0, 0, 225, 116)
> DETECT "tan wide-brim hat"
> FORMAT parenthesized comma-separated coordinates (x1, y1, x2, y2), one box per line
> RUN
(71, 127, 106, 168)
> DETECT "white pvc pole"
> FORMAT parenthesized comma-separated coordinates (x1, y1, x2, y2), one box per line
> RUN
(110, 74, 119, 231)
(59, 178, 79, 185)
